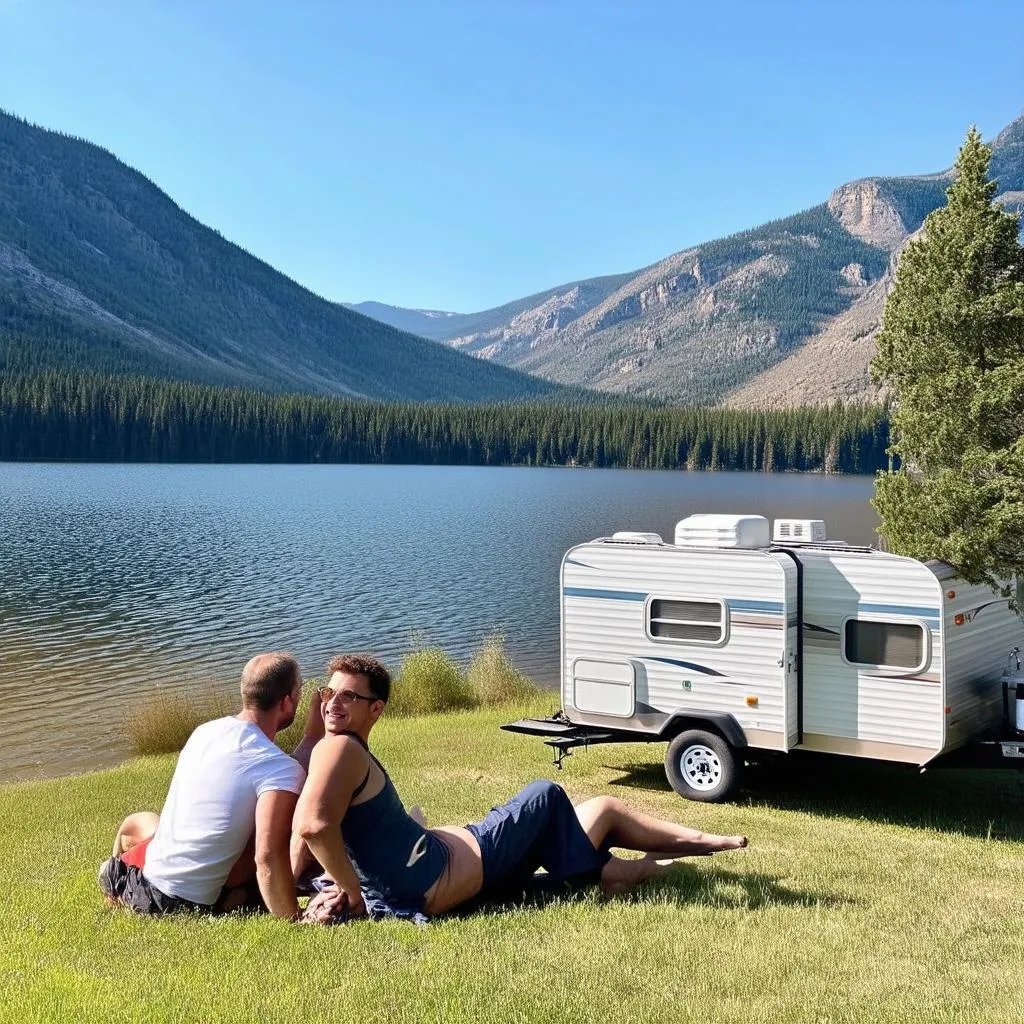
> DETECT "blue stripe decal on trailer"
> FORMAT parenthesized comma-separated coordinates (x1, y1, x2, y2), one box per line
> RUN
(729, 599, 784, 614)
(564, 587, 647, 602)
(564, 557, 602, 570)
(644, 657, 727, 677)
(858, 603, 940, 620)
(804, 622, 840, 636)
(563, 590, 788, 612)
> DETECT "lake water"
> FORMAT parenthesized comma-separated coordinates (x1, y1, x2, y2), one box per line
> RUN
(0, 463, 878, 781)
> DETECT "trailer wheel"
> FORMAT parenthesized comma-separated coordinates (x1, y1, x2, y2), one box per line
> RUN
(664, 730, 740, 803)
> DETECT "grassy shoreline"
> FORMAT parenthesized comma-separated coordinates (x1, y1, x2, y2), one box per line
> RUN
(4, 703, 1024, 1022)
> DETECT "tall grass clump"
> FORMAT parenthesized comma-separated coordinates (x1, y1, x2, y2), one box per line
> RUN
(390, 647, 477, 717)
(466, 635, 537, 706)
(124, 690, 237, 756)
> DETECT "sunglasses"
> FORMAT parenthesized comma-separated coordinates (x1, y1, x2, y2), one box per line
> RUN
(316, 685, 379, 705)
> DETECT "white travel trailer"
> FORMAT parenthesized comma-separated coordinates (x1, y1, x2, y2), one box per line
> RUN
(504, 514, 1024, 802)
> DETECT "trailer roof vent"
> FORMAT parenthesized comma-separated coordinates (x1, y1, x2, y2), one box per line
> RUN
(674, 514, 769, 549)
(773, 518, 827, 544)
(609, 531, 663, 545)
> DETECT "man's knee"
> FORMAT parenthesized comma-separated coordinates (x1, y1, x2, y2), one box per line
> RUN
(578, 794, 624, 819)
(521, 779, 571, 816)
(523, 779, 563, 801)
(520, 782, 628, 822)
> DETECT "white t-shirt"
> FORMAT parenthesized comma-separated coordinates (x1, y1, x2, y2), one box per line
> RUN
(143, 716, 306, 905)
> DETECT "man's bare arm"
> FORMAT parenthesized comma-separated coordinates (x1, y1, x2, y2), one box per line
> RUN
(254, 789, 300, 920)
(294, 735, 366, 915)
(285, 686, 323, 875)
(289, 689, 324, 773)
(289, 826, 313, 882)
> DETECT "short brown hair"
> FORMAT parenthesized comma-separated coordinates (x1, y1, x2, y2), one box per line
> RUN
(326, 653, 391, 703)
(240, 652, 301, 711)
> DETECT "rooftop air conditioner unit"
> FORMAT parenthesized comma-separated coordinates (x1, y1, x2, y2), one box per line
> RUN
(674, 514, 769, 549)
(773, 519, 826, 544)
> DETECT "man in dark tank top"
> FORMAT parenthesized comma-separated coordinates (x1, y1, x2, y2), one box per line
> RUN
(293, 654, 748, 923)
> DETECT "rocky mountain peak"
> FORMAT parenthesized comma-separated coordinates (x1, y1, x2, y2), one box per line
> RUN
(992, 111, 1024, 151)
(827, 180, 907, 250)
(350, 111, 1023, 406)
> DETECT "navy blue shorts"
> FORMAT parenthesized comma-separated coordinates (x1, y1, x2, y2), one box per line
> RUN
(466, 780, 611, 900)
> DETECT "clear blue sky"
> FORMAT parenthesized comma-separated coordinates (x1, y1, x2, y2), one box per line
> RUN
(1, 1, 1021, 312)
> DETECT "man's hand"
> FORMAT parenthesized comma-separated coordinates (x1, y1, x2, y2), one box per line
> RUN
(301, 883, 366, 925)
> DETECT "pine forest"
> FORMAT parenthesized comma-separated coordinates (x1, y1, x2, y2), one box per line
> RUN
(1, 370, 890, 473)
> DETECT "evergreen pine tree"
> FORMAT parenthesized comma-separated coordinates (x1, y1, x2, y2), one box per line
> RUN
(871, 127, 1024, 592)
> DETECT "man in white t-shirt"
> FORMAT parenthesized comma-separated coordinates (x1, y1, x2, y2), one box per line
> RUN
(98, 651, 324, 919)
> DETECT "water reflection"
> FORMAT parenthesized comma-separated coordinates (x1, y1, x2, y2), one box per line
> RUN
(0, 463, 877, 780)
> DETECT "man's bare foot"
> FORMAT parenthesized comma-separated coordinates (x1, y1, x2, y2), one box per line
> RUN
(691, 832, 748, 854)
(641, 853, 682, 867)
(639, 834, 748, 860)
(719, 834, 748, 850)
(600, 854, 672, 896)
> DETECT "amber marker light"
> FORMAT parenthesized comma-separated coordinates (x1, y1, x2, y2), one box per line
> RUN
(745, 695, 759, 706)
(946, 590, 956, 599)
(954, 614, 965, 625)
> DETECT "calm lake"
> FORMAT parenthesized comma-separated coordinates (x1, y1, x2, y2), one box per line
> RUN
(0, 463, 878, 781)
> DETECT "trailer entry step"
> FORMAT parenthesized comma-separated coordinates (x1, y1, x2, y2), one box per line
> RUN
(501, 718, 578, 737)
(544, 732, 618, 748)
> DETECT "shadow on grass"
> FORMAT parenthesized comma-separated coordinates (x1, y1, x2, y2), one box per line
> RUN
(457, 862, 850, 918)
(632, 862, 853, 911)
(601, 753, 1024, 842)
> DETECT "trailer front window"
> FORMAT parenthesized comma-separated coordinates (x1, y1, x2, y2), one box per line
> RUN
(648, 598, 726, 644)
(844, 620, 926, 669)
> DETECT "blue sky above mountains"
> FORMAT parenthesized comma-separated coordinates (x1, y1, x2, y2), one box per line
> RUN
(0, 0, 1021, 312)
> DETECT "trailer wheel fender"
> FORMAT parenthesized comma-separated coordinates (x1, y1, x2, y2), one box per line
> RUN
(664, 729, 741, 803)
(658, 712, 746, 750)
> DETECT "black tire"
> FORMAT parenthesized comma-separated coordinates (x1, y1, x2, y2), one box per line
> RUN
(664, 729, 741, 803)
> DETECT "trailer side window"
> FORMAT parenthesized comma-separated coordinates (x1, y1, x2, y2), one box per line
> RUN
(649, 599, 725, 644)
(844, 620, 925, 669)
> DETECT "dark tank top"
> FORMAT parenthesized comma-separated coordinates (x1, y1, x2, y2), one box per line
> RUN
(340, 734, 448, 907)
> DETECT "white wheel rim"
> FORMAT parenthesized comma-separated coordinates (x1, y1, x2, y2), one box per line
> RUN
(679, 744, 722, 791)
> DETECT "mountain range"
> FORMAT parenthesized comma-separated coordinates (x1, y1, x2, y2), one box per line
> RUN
(3, 107, 1021, 408)
(0, 110, 562, 403)
(351, 113, 1024, 407)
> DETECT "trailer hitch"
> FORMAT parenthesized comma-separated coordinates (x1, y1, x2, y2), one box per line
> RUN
(500, 716, 638, 770)
(544, 732, 623, 769)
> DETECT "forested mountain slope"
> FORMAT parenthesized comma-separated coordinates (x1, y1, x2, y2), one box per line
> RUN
(0, 111, 563, 402)
(358, 112, 1024, 406)
(346, 271, 632, 343)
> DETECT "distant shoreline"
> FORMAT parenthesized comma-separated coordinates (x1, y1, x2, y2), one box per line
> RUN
(0, 457, 877, 475)
(1, 370, 890, 473)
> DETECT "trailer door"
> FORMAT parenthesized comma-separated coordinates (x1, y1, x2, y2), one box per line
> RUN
(772, 552, 802, 750)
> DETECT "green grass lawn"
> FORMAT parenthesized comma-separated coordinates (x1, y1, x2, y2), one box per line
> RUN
(4, 702, 1024, 1023)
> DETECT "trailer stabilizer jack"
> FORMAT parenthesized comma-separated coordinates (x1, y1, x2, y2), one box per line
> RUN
(500, 716, 640, 769)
